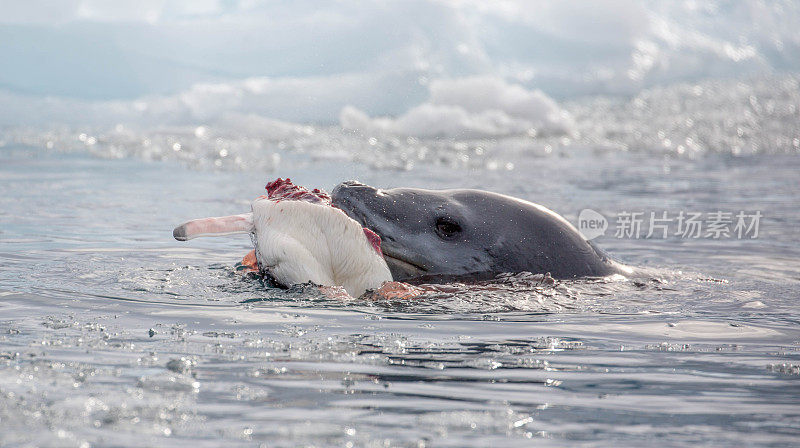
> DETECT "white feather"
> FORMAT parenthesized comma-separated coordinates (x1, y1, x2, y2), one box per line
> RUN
(250, 198, 392, 297)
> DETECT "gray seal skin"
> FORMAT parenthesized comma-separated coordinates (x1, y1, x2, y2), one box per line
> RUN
(331, 181, 631, 282)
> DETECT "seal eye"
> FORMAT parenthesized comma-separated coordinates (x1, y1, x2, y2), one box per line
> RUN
(435, 217, 462, 240)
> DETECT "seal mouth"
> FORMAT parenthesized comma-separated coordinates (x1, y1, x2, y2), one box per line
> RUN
(381, 249, 428, 280)
(381, 247, 428, 273)
(332, 183, 428, 278)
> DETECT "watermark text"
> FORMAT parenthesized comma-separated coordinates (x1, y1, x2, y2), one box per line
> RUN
(577, 209, 762, 240)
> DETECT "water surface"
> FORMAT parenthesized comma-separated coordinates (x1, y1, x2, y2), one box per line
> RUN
(1, 131, 798, 446)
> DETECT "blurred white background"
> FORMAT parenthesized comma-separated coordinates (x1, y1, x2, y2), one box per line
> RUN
(2, 0, 798, 127)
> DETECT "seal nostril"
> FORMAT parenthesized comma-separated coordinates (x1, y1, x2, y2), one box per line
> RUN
(332, 181, 378, 203)
(341, 180, 367, 187)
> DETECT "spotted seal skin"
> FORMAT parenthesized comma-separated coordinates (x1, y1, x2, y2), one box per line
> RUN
(331, 181, 632, 282)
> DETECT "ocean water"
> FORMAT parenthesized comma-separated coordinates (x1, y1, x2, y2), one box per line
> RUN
(2, 101, 799, 447)
(2, 1, 800, 446)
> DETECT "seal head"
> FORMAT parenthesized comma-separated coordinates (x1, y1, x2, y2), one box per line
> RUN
(331, 181, 628, 281)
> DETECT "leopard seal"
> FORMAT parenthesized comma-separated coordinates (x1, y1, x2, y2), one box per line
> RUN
(331, 181, 631, 281)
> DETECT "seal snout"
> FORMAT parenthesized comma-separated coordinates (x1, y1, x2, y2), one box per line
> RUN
(332, 180, 376, 211)
(331, 180, 375, 199)
(339, 180, 371, 188)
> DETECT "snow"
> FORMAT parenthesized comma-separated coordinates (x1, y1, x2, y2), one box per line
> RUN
(1, 0, 799, 137)
(341, 77, 574, 137)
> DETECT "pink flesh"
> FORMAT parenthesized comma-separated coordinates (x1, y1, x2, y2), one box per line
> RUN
(261, 178, 383, 256)
(265, 178, 331, 204)
(362, 228, 383, 256)
(178, 214, 253, 240)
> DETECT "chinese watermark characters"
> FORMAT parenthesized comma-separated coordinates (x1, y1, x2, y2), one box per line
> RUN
(577, 209, 762, 240)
